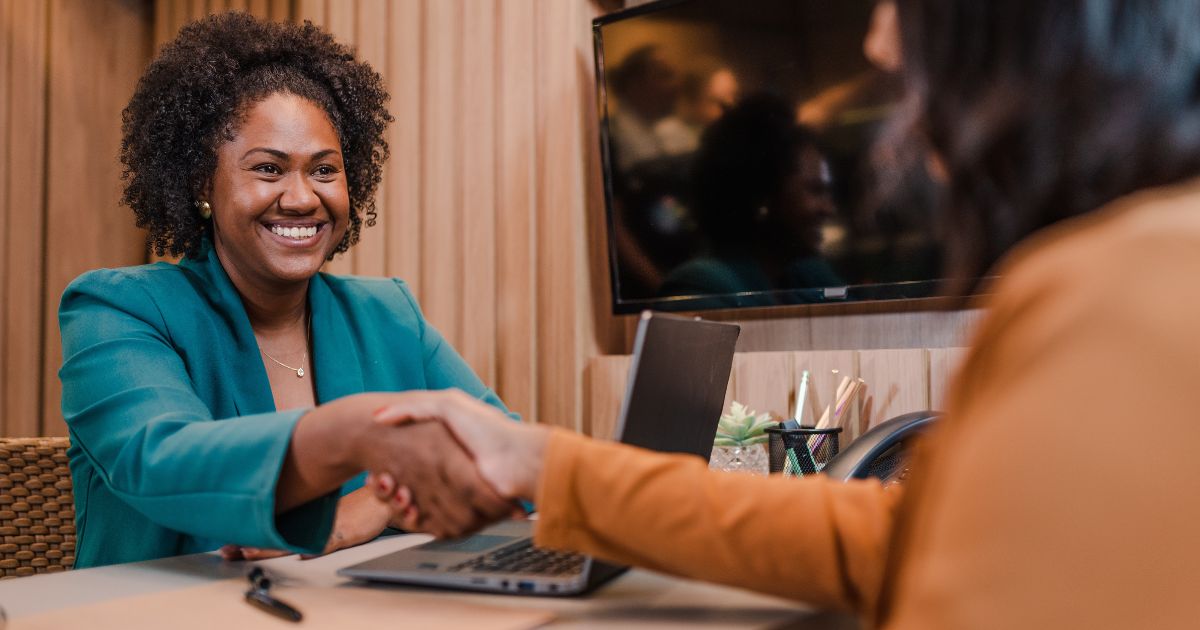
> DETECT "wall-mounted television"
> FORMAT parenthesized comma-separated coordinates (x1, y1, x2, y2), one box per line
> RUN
(594, 0, 945, 314)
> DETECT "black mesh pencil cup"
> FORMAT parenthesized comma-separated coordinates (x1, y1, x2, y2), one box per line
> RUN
(765, 425, 842, 476)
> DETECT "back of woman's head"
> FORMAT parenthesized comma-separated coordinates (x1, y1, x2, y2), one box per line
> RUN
(121, 13, 391, 258)
(895, 0, 1200, 288)
(691, 94, 819, 251)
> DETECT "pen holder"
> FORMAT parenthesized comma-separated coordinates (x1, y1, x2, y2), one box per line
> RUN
(765, 426, 842, 476)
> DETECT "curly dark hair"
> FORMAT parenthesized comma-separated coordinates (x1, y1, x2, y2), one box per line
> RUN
(120, 12, 392, 259)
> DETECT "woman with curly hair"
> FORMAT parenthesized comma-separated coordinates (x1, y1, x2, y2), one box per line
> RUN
(57, 13, 515, 568)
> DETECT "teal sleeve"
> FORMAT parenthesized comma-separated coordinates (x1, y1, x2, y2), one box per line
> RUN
(393, 279, 521, 422)
(58, 272, 335, 553)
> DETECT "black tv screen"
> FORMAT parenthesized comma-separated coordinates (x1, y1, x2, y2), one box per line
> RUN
(594, 0, 944, 313)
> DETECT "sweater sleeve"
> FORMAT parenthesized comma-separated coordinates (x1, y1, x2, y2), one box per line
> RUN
(534, 429, 903, 613)
(58, 270, 335, 553)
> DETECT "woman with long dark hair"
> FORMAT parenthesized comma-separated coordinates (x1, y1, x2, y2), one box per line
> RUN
(369, 1, 1200, 627)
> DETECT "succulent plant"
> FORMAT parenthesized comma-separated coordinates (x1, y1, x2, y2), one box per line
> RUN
(714, 401, 776, 447)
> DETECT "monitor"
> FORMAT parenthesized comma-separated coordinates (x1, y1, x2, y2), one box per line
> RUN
(594, 0, 946, 313)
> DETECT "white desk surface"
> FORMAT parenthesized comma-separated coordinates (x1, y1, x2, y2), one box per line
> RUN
(0, 533, 857, 629)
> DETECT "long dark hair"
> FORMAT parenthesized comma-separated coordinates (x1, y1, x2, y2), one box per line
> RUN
(893, 0, 1200, 292)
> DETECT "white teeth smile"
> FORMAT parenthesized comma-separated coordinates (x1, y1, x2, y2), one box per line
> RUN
(269, 225, 319, 240)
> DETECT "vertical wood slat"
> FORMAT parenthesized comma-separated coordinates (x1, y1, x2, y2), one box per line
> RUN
(5, 0, 48, 437)
(294, 0, 325, 31)
(928, 346, 969, 410)
(153, 0, 174, 51)
(535, 0, 586, 430)
(457, 0, 498, 385)
(495, 0, 538, 421)
(0, 0, 13, 433)
(583, 355, 631, 440)
(42, 0, 152, 436)
(247, 0, 269, 19)
(350, 0, 387, 277)
(385, 0, 422, 299)
(856, 348, 930, 442)
(188, 0, 208, 21)
(420, 0, 463, 349)
(729, 352, 793, 421)
(268, 0, 291, 23)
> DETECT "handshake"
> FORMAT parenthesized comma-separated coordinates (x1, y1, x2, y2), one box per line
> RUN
(359, 390, 550, 538)
(224, 390, 549, 561)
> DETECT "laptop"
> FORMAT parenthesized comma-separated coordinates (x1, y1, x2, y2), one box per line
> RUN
(338, 311, 740, 595)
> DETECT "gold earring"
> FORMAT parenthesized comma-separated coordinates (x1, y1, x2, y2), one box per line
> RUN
(197, 201, 212, 219)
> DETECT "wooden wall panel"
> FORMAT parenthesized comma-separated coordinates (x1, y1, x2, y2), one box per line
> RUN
(154, 0, 174, 52)
(420, 0, 463, 349)
(687, 303, 983, 354)
(384, 0, 423, 299)
(323, 0, 354, 45)
(40, 0, 153, 436)
(2, 0, 48, 437)
(928, 346, 969, 410)
(248, 0, 269, 18)
(0, 0, 14, 427)
(729, 352, 793, 421)
(294, 0, 323, 25)
(535, 0, 599, 431)
(268, 0, 291, 22)
(458, 0, 498, 385)
(856, 348, 930, 441)
(495, 0, 538, 421)
(583, 355, 631, 440)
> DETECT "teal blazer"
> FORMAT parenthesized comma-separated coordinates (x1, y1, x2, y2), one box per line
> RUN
(59, 244, 514, 568)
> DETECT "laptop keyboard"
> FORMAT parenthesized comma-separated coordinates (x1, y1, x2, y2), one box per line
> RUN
(447, 539, 586, 576)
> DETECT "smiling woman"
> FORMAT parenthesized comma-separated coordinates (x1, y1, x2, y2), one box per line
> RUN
(57, 13, 520, 568)
(209, 94, 351, 290)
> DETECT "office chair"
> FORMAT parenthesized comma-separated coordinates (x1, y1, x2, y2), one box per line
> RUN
(822, 411, 940, 483)
(0, 437, 75, 578)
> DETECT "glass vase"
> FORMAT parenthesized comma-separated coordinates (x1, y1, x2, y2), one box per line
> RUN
(708, 444, 770, 475)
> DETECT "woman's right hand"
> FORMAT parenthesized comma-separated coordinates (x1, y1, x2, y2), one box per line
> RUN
(371, 390, 551, 503)
(354, 417, 520, 538)
(281, 392, 523, 540)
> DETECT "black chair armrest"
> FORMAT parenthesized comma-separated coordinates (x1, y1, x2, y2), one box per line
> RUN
(822, 411, 940, 482)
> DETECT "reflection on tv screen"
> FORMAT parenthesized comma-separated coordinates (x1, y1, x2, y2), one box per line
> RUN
(596, 0, 943, 313)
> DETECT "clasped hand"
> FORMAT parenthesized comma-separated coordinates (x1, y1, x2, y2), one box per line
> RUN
(224, 394, 542, 561)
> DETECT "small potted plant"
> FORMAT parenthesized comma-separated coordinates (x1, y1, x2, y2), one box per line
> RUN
(709, 401, 774, 474)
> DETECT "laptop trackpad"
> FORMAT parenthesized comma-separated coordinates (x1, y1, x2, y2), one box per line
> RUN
(419, 535, 518, 553)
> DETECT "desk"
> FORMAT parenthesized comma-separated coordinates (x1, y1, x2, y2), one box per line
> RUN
(0, 534, 857, 629)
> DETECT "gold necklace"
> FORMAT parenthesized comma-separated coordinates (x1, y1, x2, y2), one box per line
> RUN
(261, 348, 307, 378)
(259, 314, 311, 378)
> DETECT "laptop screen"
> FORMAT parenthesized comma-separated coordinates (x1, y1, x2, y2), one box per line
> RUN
(613, 312, 740, 460)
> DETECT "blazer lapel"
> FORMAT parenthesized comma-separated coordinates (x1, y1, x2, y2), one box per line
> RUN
(181, 244, 277, 416)
(308, 272, 366, 405)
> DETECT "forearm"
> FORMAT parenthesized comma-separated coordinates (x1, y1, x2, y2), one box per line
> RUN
(275, 393, 389, 513)
(533, 430, 903, 613)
